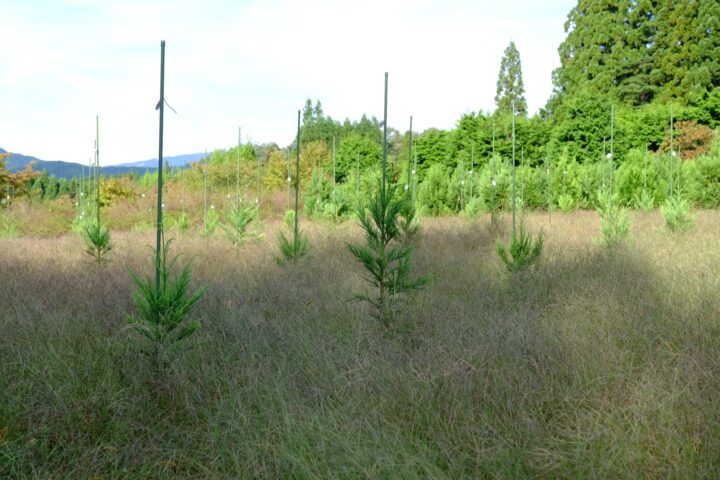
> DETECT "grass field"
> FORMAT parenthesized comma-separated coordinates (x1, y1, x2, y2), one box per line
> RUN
(1, 210, 719, 478)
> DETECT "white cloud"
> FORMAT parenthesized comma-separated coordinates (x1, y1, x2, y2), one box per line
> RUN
(0, 0, 575, 165)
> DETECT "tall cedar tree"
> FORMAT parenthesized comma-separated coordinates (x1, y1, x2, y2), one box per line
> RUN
(553, 0, 720, 107)
(495, 41, 528, 116)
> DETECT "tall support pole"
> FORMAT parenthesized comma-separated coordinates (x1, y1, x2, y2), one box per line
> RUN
(155, 40, 166, 291)
(406, 116, 413, 192)
(382, 72, 388, 193)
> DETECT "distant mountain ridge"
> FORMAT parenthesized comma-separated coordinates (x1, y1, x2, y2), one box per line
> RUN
(0, 148, 207, 179)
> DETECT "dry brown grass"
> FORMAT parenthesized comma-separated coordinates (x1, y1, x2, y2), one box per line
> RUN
(1, 210, 719, 478)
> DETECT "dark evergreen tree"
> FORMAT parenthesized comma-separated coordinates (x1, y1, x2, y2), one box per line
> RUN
(495, 41, 528, 116)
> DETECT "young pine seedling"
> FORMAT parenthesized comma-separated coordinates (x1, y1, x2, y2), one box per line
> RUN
(595, 188, 631, 248)
(82, 220, 113, 265)
(661, 195, 694, 232)
(126, 236, 207, 368)
(348, 184, 429, 329)
(221, 201, 258, 247)
(397, 196, 421, 245)
(200, 207, 219, 237)
(496, 218, 544, 273)
(276, 227, 309, 264)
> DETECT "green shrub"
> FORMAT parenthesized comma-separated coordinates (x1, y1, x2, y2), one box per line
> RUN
(126, 236, 207, 368)
(557, 193, 575, 212)
(595, 188, 631, 247)
(496, 219, 544, 273)
(82, 220, 112, 265)
(661, 195, 694, 232)
(277, 228, 309, 264)
(348, 184, 429, 328)
(398, 197, 421, 244)
(417, 164, 451, 216)
(200, 207, 219, 237)
(632, 190, 655, 211)
(0, 214, 19, 238)
(221, 202, 257, 246)
(173, 211, 190, 232)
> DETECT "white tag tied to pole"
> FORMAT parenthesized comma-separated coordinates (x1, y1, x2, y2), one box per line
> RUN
(404, 184, 409, 190)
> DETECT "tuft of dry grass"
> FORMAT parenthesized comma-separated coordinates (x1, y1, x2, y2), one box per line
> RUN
(1, 210, 719, 478)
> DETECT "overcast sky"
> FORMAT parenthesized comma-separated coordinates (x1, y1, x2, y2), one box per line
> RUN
(1, 0, 576, 165)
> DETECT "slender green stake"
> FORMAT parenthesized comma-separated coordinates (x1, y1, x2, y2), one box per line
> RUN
(382, 72, 388, 193)
(204, 148, 208, 222)
(156, 40, 165, 291)
(294, 110, 301, 245)
(332, 136, 336, 200)
(511, 100, 516, 238)
(256, 136, 261, 218)
(406, 116, 413, 192)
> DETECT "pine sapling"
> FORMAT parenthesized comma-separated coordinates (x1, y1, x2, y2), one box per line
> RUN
(82, 219, 113, 264)
(397, 195, 421, 245)
(595, 187, 630, 247)
(126, 236, 207, 369)
(221, 201, 257, 247)
(348, 183, 429, 329)
(496, 218, 544, 273)
(661, 195, 694, 232)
